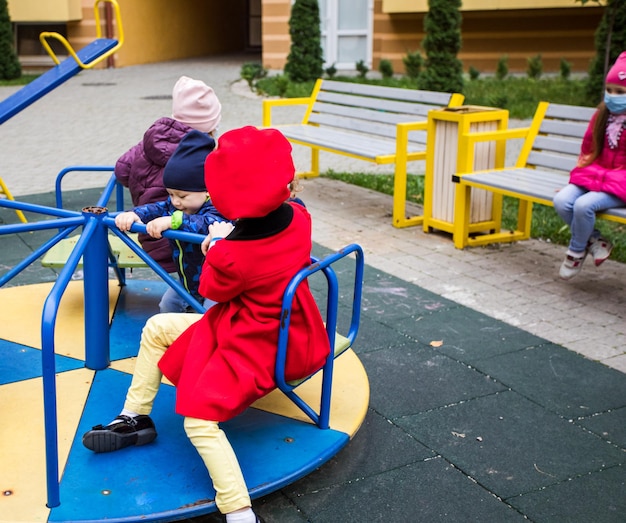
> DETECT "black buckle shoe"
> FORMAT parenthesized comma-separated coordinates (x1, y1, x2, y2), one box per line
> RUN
(82, 414, 157, 453)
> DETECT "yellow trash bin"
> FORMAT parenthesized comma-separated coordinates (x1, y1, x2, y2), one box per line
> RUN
(423, 105, 509, 238)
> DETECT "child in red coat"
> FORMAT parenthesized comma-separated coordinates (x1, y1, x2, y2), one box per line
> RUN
(83, 126, 330, 523)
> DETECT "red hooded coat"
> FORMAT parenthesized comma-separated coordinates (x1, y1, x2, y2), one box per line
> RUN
(158, 202, 330, 421)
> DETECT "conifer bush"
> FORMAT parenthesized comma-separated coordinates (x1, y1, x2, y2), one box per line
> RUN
(0, 0, 21, 80)
(284, 0, 323, 83)
(419, 0, 463, 93)
(585, 0, 626, 103)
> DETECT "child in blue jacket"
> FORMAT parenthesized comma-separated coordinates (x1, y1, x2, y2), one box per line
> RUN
(115, 130, 227, 312)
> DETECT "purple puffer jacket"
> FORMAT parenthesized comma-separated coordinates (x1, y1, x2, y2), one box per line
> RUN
(115, 117, 194, 273)
(569, 111, 626, 204)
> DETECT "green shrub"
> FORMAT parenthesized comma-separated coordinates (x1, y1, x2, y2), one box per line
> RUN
(356, 60, 369, 79)
(240, 62, 268, 89)
(468, 66, 480, 81)
(419, 0, 463, 93)
(527, 54, 543, 80)
(273, 74, 290, 97)
(496, 56, 508, 80)
(585, 0, 626, 105)
(284, 0, 324, 82)
(379, 59, 394, 79)
(324, 63, 337, 78)
(403, 50, 423, 79)
(0, 0, 21, 80)
(559, 59, 572, 80)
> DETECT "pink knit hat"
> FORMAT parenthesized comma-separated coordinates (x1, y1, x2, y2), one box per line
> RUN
(205, 126, 293, 220)
(172, 76, 222, 133)
(606, 51, 626, 87)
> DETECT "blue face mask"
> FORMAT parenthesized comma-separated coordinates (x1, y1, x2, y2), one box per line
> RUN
(604, 91, 626, 114)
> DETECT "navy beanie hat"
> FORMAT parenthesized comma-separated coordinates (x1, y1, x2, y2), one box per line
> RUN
(163, 130, 216, 192)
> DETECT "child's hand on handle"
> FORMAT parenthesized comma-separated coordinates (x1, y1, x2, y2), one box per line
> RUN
(146, 216, 173, 239)
(115, 211, 141, 232)
(202, 221, 235, 255)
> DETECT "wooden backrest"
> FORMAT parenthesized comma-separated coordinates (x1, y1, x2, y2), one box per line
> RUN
(306, 79, 463, 143)
(526, 103, 596, 173)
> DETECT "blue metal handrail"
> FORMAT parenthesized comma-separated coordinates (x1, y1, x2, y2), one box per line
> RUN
(275, 243, 364, 429)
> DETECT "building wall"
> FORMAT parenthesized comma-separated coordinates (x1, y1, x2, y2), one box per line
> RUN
(261, 0, 291, 71)
(8, 0, 606, 74)
(373, 1, 604, 75)
(66, 0, 248, 68)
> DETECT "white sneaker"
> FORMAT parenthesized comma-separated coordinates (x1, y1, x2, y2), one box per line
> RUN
(559, 251, 587, 280)
(588, 237, 613, 266)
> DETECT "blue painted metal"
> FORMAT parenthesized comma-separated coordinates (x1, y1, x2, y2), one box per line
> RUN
(0, 173, 207, 508)
(0, 180, 365, 517)
(0, 39, 118, 125)
(275, 244, 364, 428)
(82, 206, 111, 370)
(49, 368, 350, 523)
(54, 166, 118, 211)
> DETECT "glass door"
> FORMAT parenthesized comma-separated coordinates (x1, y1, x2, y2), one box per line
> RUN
(320, 0, 373, 70)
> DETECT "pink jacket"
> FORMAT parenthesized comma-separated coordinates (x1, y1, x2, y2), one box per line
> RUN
(115, 117, 194, 273)
(569, 111, 626, 204)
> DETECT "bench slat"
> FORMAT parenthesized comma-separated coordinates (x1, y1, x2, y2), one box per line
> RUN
(311, 99, 430, 126)
(314, 91, 435, 118)
(309, 112, 427, 142)
(539, 119, 588, 139)
(527, 150, 578, 172)
(462, 168, 565, 203)
(320, 80, 454, 105)
(544, 103, 595, 122)
(277, 124, 424, 159)
(532, 135, 582, 157)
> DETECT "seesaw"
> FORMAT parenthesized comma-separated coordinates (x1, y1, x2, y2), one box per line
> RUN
(0, 0, 123, 223)
(0, 168, 368, 522)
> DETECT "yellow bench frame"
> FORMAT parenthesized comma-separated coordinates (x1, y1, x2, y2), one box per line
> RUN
(263, 79, 464, 228)
(451, 101, 626, 249)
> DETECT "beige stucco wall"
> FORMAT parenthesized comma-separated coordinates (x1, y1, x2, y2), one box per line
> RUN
(9, 0, 606, 74)
(64, 0, 247, 68)
(8, 0, 82, 21)
(373, 1, 604, 74)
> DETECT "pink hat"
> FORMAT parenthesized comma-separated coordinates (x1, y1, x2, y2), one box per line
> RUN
(606, 52, 626, 87)
(172, 76, 222, 133)
(204, 126, 294, 220)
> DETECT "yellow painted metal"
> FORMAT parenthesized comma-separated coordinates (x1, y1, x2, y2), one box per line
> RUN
(424, 105, 509, 242)
(0, 280, 118, 358)
(0, 368, 94, 523)
(252, 348, 369, 437)
(0, 175, 27, 223)
(39, 0, 124, 68)
(262, 80, 323, 178)
(41, 233, 146, 269)
(451, 102, 548, 249)
(263, 82, 464, 227)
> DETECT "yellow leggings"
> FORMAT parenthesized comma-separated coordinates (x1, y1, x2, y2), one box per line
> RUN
(124, 313, 251, 514)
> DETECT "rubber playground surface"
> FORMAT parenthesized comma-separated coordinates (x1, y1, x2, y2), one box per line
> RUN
(0, 187, 624, 523)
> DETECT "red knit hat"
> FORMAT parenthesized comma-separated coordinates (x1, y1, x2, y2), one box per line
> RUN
(204, 126, 294, 219)
(606, 51, 626, 87)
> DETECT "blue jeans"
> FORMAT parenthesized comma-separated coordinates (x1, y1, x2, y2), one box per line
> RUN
(553, 184, 625, 253)
(159, 284, 216, 313)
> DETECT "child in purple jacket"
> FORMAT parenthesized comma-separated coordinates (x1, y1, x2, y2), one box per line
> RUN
(115, 76, 222, 275)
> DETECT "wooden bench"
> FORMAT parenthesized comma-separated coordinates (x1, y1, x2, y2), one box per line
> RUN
(451, 101, 626, 249)
(262, 79, 464, 228)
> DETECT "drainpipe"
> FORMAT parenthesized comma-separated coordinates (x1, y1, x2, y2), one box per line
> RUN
(105, 1, 114, 68)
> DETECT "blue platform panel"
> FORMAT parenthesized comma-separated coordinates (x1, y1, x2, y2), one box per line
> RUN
(0, 339, 83, 384)
(50, 368, 350, 522)
(0, 38, 118, 125)
(109, 279, 166, 360)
